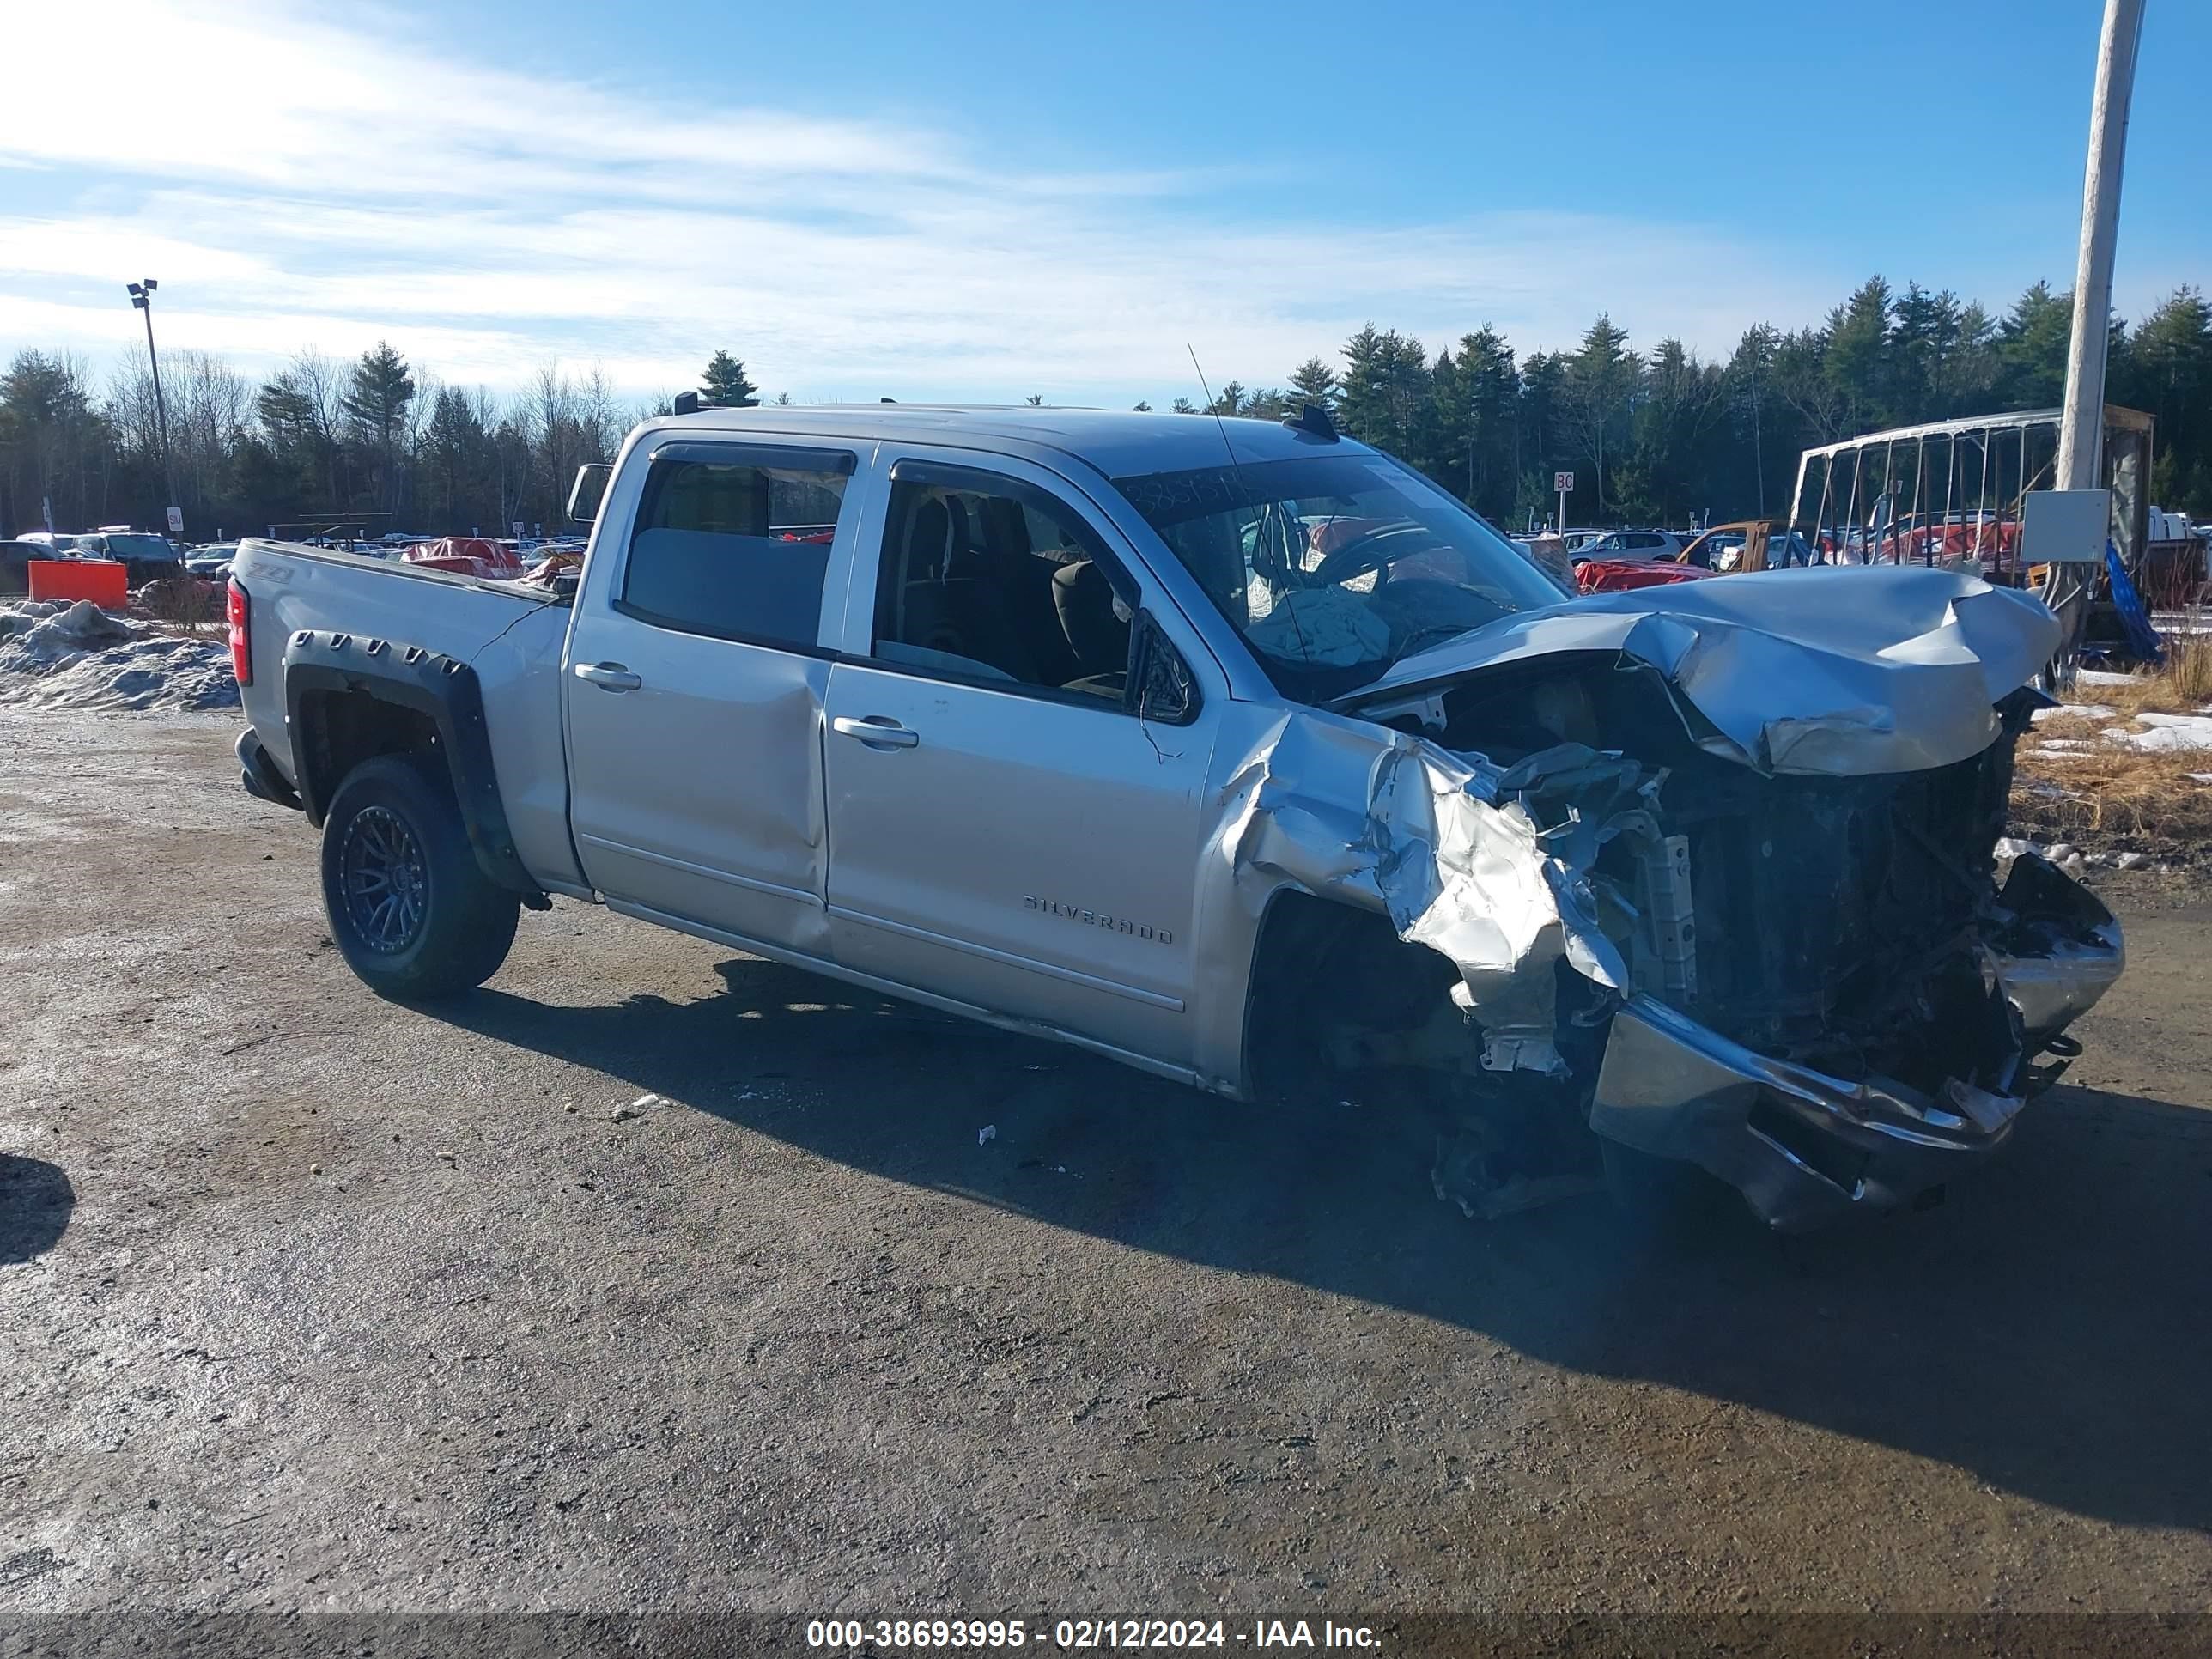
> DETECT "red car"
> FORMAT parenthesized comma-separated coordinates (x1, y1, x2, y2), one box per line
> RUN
(1574, 557, 1717, 594)
(401, 537, 526, 580)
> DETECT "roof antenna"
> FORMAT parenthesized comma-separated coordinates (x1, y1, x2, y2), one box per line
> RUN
(1188, 343, 1310, 666)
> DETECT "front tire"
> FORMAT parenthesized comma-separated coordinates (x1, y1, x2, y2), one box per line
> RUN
(319, 753, 519, 1000)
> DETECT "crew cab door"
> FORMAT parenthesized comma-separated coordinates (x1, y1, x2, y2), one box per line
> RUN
(563, 435, 865, 953)
(820, 452, 1220, 1068)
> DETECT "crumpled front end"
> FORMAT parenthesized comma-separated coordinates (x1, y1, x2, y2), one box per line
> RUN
(1234, 569, 2124, 1229)
(1589, 852, 2124, 1230)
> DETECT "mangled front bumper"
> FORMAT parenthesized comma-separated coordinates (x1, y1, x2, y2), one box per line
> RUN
(1588, 866, 2124, 1231)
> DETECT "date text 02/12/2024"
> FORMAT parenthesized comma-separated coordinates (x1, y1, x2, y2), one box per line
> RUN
(805, 1618, 1380, 1649)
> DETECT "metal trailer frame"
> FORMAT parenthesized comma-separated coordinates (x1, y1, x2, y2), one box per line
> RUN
(1789, 406, 2157, 677)
(1787, 405, 2154, 587)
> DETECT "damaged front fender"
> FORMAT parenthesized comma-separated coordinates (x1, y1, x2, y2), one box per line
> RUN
(1222, 714, 1640, 1080)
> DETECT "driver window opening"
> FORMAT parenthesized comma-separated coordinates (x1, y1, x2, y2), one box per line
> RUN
(872, 473, 1138, 707)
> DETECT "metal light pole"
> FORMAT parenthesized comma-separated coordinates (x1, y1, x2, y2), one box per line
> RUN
(126, 278, 179, 538)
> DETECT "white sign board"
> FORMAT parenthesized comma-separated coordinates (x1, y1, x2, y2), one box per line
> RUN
(513, 520, 526, 541)
(1553, 472, 1575, 494)
(166, 505, 184, 536)
(2020, 489, 2111, 564)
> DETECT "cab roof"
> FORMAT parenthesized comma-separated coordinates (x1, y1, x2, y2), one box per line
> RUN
(635, 403, 1366, 479)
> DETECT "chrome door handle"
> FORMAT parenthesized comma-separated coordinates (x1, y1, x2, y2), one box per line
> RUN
(574, 661, 641, 692)
(831, 714, 920, 749)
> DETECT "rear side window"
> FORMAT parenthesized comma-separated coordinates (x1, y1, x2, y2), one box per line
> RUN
(619, 444, 856, 649)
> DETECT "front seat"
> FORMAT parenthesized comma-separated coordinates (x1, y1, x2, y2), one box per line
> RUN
(1052, 560, 1130, 689)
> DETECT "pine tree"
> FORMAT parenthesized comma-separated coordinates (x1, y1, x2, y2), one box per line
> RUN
(0, 350, 109, 532)
(1996, 282, 2069, 409)
(2121, 286, 2212, 503)
(701, 350, 759, 407)
(1335, 325, 1432, 458)
(1725, 325, 1782, 515)
(1516, 351, 1567, 524)
(1559, 315, 1642, 516)
(1287, 356, 1339, 409)
(1452, 326, 1520, 520)
(1822, 277, 1892, 429)
(343, 342, 416, 514)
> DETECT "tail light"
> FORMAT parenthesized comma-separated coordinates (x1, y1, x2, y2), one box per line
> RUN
(227, 578, 252, 685)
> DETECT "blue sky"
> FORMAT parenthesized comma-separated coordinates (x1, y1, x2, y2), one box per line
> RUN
(3, 0, 2206, 406)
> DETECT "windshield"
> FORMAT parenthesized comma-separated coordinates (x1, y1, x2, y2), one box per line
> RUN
(103, 534, 173, 559)
(1111, 453, 1568, 698)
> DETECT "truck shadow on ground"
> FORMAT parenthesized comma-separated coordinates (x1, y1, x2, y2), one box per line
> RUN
(0, 1154, 75, 1264)
(444, 954, 2212, 1536)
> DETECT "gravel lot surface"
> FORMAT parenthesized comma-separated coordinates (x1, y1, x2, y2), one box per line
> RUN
(3, 709, 2209, 1634)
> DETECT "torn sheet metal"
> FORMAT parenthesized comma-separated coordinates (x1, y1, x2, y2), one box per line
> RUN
(1336, 566, 2061, 776)
(1591, 995, 2033, 1231)
(1223, 712, 1638, 1075)
(1989, 852, 2127, 1041)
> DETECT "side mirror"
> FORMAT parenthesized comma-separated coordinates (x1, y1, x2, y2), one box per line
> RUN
(568, 463, 613, 524)
(1131, 610, 1200, 726)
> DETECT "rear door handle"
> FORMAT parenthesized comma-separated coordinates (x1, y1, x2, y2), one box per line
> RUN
(831, 714, 920, 749)
(574, 661, 641, 692)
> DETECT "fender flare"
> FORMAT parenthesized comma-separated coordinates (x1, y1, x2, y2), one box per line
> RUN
(282, 629, 546, 903)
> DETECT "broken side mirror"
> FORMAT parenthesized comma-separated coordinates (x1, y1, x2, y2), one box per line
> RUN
(568, 463, 613, 524)
(1131, 610, 1200, 726)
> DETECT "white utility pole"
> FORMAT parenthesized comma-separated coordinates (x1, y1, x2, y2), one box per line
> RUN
(2057, 0, 2146, 493)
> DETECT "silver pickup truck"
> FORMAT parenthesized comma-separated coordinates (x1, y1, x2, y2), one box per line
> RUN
(228, 404, 2122, 1230)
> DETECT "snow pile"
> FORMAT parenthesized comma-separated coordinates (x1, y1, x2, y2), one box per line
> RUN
(2025, 697, 2212, 754)
(0, 599, 240, 713)
(2032, 702, 2116, 723)
(2112, 712, 2212, 753)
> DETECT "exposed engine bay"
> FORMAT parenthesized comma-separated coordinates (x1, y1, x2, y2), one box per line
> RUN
(1227, 568, 2124, 1230)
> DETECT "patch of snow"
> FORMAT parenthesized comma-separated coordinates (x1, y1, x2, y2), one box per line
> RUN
(0, 599, 239, 713)
(2032, 702, 2116, 723)
(2075, 668, 2143, 686)
(2111, 714, 2212, 753)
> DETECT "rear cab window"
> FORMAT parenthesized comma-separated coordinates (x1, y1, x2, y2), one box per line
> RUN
(617, 442, 858, 650)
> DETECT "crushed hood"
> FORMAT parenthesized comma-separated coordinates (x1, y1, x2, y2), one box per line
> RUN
(1338, 567, 2059, 775)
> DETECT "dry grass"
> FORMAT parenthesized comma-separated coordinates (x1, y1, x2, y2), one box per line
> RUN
(2082, 634, 2212, 716)
(2162, 632, 2212, 707)
(2012, 640, 2212, 855)
(2013, 748, 2212, 849)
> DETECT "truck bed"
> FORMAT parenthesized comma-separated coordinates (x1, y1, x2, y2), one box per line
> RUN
(228, 538, 583, 890)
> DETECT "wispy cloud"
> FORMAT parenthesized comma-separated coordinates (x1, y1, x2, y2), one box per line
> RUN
(0, 1, 1856, 401)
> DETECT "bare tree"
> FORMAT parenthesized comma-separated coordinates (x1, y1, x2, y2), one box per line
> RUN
(581, 362, 622, 462)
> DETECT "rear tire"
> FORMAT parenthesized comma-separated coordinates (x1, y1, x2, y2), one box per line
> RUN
(320, 753, 519, 1000)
